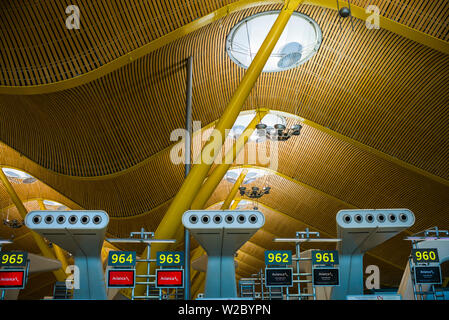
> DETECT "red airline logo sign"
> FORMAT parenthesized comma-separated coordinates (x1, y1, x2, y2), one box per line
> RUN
(0, 270, 26, 289)
(156, 269, 184, 288)
(107, 269, 135, 288)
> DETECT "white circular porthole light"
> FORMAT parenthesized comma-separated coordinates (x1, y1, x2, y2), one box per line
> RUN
(226, 11, 322, 72)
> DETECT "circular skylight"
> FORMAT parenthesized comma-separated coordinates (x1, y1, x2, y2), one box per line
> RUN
(229, 112, 286, 142)
(224, 168, 267, 185)
(2, 168, 37, 184)
(226, 11, 322, 72)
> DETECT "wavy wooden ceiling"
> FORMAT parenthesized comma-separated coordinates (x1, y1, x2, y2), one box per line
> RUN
(0, 0, 448, 86)
(0, 2, 448, 178)
(0, 0, 448, 296)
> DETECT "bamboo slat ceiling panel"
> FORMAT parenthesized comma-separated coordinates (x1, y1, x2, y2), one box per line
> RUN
(351, 0, 449, 41)
(0, 1, 448, 86)
(0, 177, 80, 209)
(0, 0, 237, 86)
(0, 4, 448, 180)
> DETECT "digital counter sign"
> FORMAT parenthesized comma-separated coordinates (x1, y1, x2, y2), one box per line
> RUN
(411, 249, 439, 264)
(156, 269, 184, 288)
(265, 268, 293, 287)
(414, 266, 441, 285)
(0, 270, 26, 289)
(264, 250, 292, 266)
(312, 250, 339, 266)
(157, 251, 184, 266)
(107, 269, 136, 288)
(107, 251, 136, 267)
(0, 252, 28, 267)
(313, 268, 339, 286)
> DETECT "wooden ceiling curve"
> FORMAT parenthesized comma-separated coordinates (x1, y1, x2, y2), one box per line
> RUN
(0, 3, 448, 180)
(0, 0, 448, 91)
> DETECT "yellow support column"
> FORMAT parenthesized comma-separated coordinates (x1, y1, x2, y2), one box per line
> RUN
(230, 199, 242, 210)
(0, 170, 66, 281)
(191, 272, 206, 299)
(221, 170, 247, 210)
(189, 246, 205, 282)
(133, 0, 301, 296)
(193, 277, 206, 299)
(174, 109, 265, 297)
(37, 199, 70, 273)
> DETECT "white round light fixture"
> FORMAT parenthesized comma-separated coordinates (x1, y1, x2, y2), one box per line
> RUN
(226, 11, 322, 72)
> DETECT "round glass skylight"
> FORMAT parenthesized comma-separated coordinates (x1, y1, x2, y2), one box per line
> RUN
(229, 112, 286, 143)
(226, 11, 322, 72)
(2, 168, 37, 184)
(224, 168, 267, 185)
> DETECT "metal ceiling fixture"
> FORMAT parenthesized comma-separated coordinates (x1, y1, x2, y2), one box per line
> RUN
(336, 0, 354, 31)
(3, 218, 24, 229)
(255, 123, 302, 141)
(226, 10, 322, 72)
(239, 186, 271, 199)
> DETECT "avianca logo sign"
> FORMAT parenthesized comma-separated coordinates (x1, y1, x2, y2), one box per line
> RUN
(0, 271, 25, 288)
(107, 270, 135, 287)
(160, 276, 180, 281)
(156, 270, 184, 287)
(111, 275, 131, 281)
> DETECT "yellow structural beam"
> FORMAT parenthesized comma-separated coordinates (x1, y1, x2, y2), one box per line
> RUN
(230, 199, 242, 210)
(192, 272, 206, 299)
(182, 97, 265, 298)
(189, 246, 206, 282)
(132, 1, 301, 297)
(191, 272, 205, 295)
(221, 169, 247, 210)
(191, 109, 268, 210)
(1, 0, 447, 95)
(0, 169, 66, 281)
